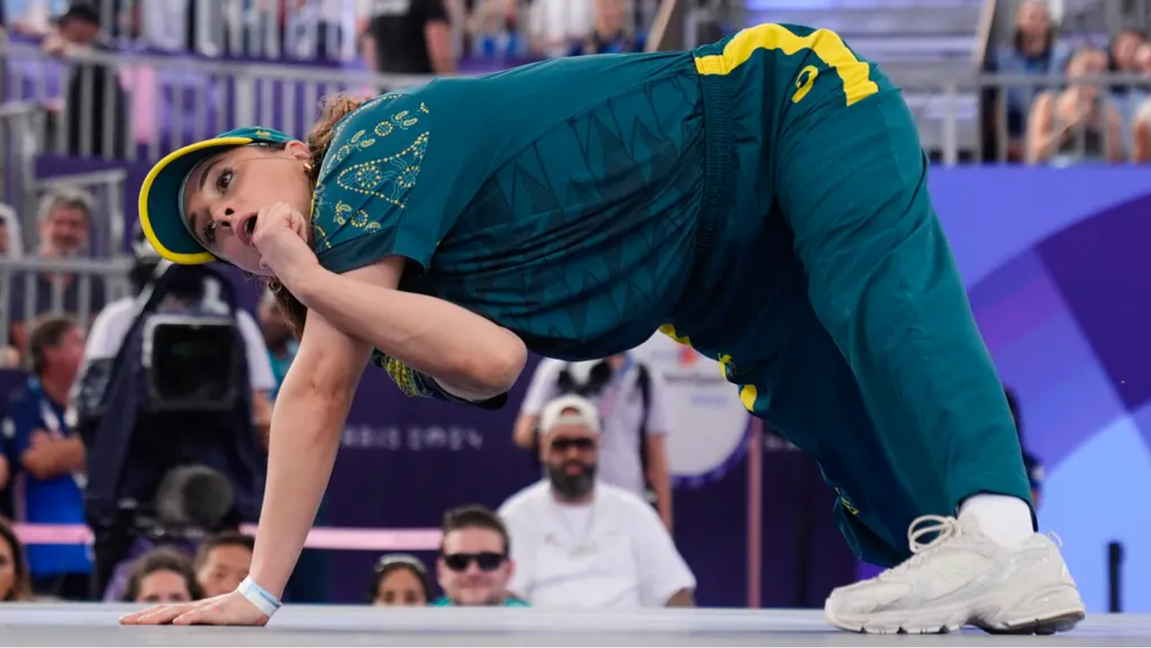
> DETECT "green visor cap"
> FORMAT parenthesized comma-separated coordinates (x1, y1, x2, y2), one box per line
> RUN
(139, 127, 296, 264)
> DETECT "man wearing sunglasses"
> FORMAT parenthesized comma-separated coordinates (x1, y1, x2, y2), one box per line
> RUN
(433, 505, 527, 607)
(499, 395, 695, 608)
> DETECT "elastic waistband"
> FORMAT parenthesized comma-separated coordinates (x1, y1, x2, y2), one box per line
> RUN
(696, 68, 733, 263)
(665, 64, 734, 334)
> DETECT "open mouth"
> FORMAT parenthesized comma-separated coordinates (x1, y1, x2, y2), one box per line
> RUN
(238, 214, 257, 246)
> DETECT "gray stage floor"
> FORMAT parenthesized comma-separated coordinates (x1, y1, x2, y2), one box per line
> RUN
(2, 604, 1150, 646)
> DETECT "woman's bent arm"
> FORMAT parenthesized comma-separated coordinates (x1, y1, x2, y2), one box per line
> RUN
(292, 257, 528, 400)
(248, 308, 373, 598)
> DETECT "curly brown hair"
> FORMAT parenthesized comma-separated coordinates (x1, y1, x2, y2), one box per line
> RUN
(267, 93, 373, 339)
(0, 516, 33, 602)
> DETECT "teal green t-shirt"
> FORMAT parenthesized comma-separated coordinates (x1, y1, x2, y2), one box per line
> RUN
(430, 596, 529, 607)
(309, 52, 708, 402)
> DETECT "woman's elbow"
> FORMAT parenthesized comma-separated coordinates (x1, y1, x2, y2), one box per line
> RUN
(279, 362, 361, 420)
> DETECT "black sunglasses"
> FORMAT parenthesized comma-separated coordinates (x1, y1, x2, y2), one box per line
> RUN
(443, 552, 506, 572)
(550, 437, 595, 452)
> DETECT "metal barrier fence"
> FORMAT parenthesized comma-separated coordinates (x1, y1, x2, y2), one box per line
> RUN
(0, 257, 133, 360)
(0, 110, 129, 264)
(4, 41, 1151, 281)
(0, 41, 429, 161)
(1, 0, 663, 64)
(7, 41, 1151, 162)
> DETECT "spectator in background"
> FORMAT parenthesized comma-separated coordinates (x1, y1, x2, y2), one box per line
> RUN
(257, 288, 298, 402)
(1027, 46, 1124, 165)
(0, 203, 18, 258)
(983, 0, 1072, 162)
(358, 0, 456, 75)
(1109, 29, 1144, 80)
(0, 517, 33, 602)
(0, 204, 21, 368)
(529, 0, 593, 58)
(434, 505, 525, 607)
(8, 189, 105, 356)
(41, 3, 129, 159)
(0, 315, 90, 601)
(193, 532, 253, 599)
(1128, 43, 1151, 162)
(500, 395, 695, 609)
(3, 0, 68, 36)
(122, 549, 203, 604)
(1107, 28, 1146, 153)
(368, 554, 432, 606)
(467, 0, 522, 59)
(1004, 387, 1044, 509)
(514, 352, 674, 530)
(570, 0, 642, 56)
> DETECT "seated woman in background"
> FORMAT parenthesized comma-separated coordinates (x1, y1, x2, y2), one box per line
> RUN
(122, 549, 203, 604)
(1126, 42, 1151, 163)
(569, 0, 643, 56)
(1027, 46, 1125, 165)
(368, 554, 432, 607)
(0, 517, 32, 602)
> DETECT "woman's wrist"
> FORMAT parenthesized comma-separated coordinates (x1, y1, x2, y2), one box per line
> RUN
(237, 576, 283, 617)
(278, 262, 327, 306)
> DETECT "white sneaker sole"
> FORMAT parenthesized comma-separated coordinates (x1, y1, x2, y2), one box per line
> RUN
(824, 583, 1087, 635)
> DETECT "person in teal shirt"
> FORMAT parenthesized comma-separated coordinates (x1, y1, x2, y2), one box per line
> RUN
(256, 287, 300, 402)
(430, 596, 528, 607)
(124, 23, 1083, 634)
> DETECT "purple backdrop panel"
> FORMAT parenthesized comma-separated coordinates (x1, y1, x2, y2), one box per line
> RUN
(673, 454, 749, 608)
(1037, 194, 1151, 412)
(969, 251, 1126, 469)
(758, 445, 857, 609)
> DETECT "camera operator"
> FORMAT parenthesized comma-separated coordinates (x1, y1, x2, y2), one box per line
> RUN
(72, 229, 273, 599)
(77, 231, 276, 445)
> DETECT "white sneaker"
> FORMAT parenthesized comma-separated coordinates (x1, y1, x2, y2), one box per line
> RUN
(824, 514, 1086, 635)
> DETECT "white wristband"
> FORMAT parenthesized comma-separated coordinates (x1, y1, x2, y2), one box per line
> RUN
(237, 576, 282, 618)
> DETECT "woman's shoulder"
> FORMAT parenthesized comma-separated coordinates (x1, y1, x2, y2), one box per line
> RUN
(315, 92, 433, 188)
(309, 92, 434, 261)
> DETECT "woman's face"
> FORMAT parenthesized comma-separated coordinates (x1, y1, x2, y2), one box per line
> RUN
(1069, 48, 1107, 97)
(136, 569, 193, 604)
(1114, 31, 1144, 72)
(1016, 1, 1051, 38)
(373, 567, 427, 607)
(181, 142, 313, 276)
(1136, 43, 1151, 75)
(0, 536, 17, 601)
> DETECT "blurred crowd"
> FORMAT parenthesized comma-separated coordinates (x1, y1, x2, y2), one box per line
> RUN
(0, 0, 647, 70)
(0, 309, 696, 608)
(0, 0, 648, 164)
(983, 0, 1151, 164)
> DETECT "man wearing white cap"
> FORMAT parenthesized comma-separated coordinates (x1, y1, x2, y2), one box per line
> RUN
(498, 394, 695, 609)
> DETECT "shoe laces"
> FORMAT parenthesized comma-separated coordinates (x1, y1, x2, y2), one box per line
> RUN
(890, 515, 963, 574)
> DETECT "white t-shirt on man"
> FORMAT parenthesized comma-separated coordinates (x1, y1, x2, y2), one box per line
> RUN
(519, 357, 671, 498)
(498, 480, 695, 609)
